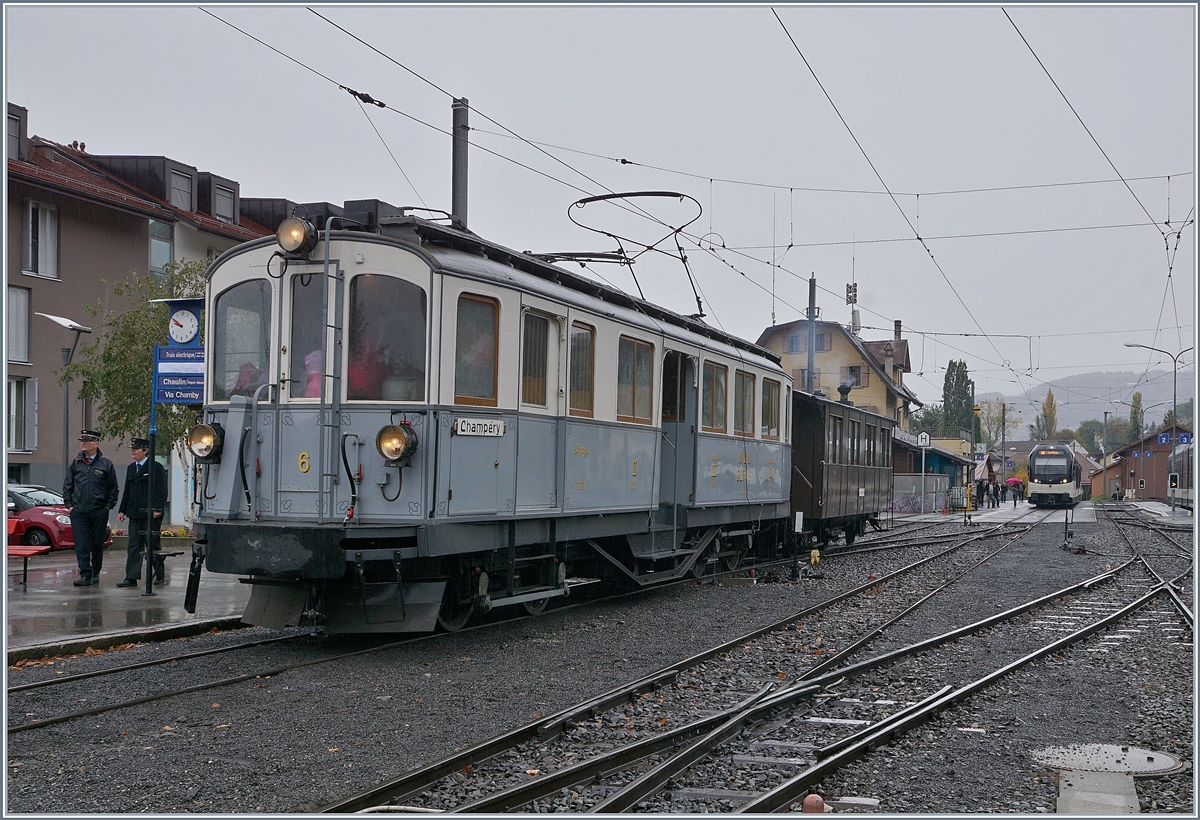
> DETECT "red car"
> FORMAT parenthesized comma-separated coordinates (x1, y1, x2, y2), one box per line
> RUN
(6, 485, 113, 550)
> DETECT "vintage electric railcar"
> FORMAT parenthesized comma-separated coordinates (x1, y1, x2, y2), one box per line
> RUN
(184, 202, 894, 632)
(1027, 444, 1083, 507)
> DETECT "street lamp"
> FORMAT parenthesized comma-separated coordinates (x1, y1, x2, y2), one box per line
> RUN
(1123, 343, 1194, 513)
(35, 313, 93, 488)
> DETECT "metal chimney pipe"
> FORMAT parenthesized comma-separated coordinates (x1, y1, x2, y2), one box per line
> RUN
(807, 276, 817, 394)
(451, 98, 469, 229)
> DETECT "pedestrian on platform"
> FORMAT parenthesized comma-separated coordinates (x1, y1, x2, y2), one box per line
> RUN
(116, 437, 168, 587)
(1012, 480, 1021, 506)
(62, 429, 119, 586)
(990, 480, 1000, 508)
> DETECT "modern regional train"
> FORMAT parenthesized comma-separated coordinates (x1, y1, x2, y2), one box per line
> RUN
(183, 200, 896, 633)
(1026, 444, 1083, 507)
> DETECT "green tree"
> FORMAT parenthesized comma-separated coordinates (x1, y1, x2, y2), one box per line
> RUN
(1127, 392, 1144, 444)
(908, 403, 944, 437)
(1077, 419, 1105, 456)
(1028, 390, 1058, 440)
(979, 398, 1020, 448)
(60, 259, 207, 459)
(941, 360, 974, 438)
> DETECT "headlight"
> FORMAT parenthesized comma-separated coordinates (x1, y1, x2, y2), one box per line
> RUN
(376, 423, 418, 462)
(277, 216, 318, 255)
(187, 422, 225, 462)
(56, 515, 71, 525)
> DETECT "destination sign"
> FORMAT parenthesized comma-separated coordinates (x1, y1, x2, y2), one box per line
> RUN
(156, 387, 203, 404)
(453, 418, 506, 437)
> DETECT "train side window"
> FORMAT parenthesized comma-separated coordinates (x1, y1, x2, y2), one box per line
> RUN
(289, 274, 325, 399)
(761, 379, 781, 440)
(617, 336, 654, 424)
(661, 352, 682, 422)
(734, 370, 755, 436)
(454, 294, 499, 406)
(521, 312, 549, 407)
(866, 424, 877, 466)
(849, 419, 861, 465)
(568, 321, 594, 417)
(213, 279, 271, 401)
(702, 362, 727, 433)
(347, 275, 426, 401)
(828, 415, 843, 463)
(880, 427, 891, 467)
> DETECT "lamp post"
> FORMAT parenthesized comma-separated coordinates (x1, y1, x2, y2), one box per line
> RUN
(1122, 343, 1193, 513)
(1102, 410, 1111, 498)
(36, 313, 93, 488)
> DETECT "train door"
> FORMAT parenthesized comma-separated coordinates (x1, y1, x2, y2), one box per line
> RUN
(515, 297, 565, 511)
(658, 350, 697, 512)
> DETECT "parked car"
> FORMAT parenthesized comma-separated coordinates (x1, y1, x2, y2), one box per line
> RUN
(5, 485, 113, 550)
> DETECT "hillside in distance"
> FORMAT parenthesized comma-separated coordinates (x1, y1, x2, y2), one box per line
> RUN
(978, 369, 1195, 431)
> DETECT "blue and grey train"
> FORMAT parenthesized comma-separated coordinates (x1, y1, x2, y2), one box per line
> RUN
(1026, 444, 1083, 507)
(183, 201, 895, 632)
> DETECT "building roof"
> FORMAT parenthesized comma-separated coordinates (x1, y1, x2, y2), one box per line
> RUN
(861, 338, 910, 373)
(48, 142, 272, 242)
(8, 142, 175, 220)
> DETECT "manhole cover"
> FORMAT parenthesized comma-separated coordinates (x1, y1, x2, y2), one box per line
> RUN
(1033, 743, 1183, 775)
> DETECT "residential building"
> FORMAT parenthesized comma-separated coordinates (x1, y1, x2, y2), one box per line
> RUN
(6, 104, 270, 512)
(1088, 426, 1192, 501)
(757, 317, 922, 431)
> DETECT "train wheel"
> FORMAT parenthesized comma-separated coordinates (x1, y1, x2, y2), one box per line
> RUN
(436, 578, 473, 632)
(521, 598, 549, 616)
(722, 550, 741, 572)
(844, 524, 857, 546)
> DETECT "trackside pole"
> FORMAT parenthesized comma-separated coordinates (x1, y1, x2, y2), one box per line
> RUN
(143, 395, 157, 597)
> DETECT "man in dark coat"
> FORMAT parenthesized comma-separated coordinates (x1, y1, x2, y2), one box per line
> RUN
(62, 429, 119, 586)
(116, 437, 168, 587)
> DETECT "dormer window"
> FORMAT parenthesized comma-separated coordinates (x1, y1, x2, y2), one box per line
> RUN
(213, 185, 236, 223)
(170, 170, 192, 210)
(7, 114, 19, 159)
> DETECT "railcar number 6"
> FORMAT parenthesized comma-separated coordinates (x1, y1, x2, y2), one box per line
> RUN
(298, 452, 310, 473)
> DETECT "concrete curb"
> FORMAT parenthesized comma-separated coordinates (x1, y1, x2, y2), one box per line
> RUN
(6, 616, 246, 665)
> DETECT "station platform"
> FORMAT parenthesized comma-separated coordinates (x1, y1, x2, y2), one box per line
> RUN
(5, 545, 252, 659)
(892, 500, 1193, 526)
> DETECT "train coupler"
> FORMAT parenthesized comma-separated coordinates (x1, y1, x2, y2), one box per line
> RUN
(184, 540, 206, 614)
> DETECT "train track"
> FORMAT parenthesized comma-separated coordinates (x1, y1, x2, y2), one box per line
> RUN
(326, 511, 1190, 813)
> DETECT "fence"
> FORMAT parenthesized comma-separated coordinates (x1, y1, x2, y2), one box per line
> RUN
(892, 473, 950, 514)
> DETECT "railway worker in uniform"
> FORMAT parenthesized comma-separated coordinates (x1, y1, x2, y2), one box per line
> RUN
(115, 437, 168, 587)
(62, 429, 119, 586)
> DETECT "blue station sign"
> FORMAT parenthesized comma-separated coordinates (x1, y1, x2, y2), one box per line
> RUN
(154, 345, 204, 405)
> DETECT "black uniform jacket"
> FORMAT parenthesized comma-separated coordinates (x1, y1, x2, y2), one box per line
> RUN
(63, 450, 119, 514)
(118, 458, 169, 519)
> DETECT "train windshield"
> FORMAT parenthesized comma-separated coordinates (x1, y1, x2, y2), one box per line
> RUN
(212, 279, 271, 401)
(347, 275, 427, 401)
(1031, 454, 1071, 478)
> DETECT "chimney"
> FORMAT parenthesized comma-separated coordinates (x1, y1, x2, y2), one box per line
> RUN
(894, 319, 902, 341)
(837, 383, 853, 404)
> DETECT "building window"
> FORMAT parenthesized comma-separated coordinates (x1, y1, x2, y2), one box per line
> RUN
(149, 220, 173, 277)
(454, 295, 499, 406)
(213, 185, 236, 223)
(843, 364, 868, 388)
(7, 114, 19, 159)
(616, 336, 654, 424)
(734, 371, 755, 436)
(170, 170, 193, 210)
(792, 367, 823, 391)
(761, 379, 781, 439)
(785, 332, 830, 354)
(702, 361, 727, 433)
(7, 286, 29, 363)
(568, 322, 594, 417)
(21, 201, 58, 278)
(521, 313, 549, 407)
(6, 377, 36, 451)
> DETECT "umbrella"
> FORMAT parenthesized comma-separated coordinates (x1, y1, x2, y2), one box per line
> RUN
(1006, 477, 1022, 484)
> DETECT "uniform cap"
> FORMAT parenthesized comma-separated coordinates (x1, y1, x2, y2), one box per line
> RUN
(131, 437, 150, 449)
(79, 429, 101, 442)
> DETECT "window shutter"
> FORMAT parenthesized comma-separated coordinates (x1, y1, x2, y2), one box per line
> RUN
(861, 370, 869, 387)
(791, 368, 802, 384)
(25, 378, 37, 451)
(7, 286, 29, 362)
(43, 205, 58, 277)
(840, 366, 849, 383)
(21, 201, 31, 270)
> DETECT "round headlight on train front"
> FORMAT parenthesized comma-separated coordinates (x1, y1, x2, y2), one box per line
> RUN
(376, 424, 418, 462)
(187, 422, 225, 462)
(277, 217, 317, 255)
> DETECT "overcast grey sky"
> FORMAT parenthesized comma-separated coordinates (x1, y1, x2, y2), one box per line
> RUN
(6, 3, 1195, 421)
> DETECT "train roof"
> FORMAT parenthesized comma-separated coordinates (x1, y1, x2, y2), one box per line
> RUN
(210, 214, 781, 368)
